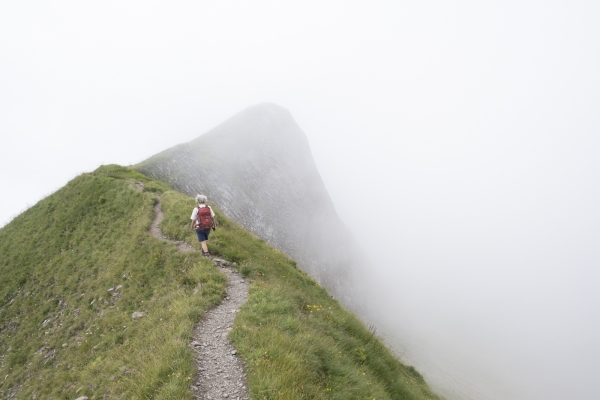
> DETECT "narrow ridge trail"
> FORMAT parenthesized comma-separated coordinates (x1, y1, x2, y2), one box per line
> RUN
(150, 197, 250, 400)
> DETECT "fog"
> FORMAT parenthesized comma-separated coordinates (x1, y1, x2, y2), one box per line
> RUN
(2, 1, 600, 399)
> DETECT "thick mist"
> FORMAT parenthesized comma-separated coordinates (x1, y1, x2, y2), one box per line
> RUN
(306, 77, 600, 398)
(2, 1, 600, 399)
(320, 119, 600, 399)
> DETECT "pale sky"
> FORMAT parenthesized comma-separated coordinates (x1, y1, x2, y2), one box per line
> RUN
(2, 1, 600, 399)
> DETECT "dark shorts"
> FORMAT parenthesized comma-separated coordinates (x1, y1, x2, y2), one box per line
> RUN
(195, 228, 211, 242)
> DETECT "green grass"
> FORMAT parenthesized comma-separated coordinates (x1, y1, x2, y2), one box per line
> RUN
(158, 181, 439, 399)
(0, 165, 226, 399)
(0, 164, 438, 399)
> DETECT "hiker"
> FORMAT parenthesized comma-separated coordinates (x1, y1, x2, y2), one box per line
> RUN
(190, 194, 216, 256)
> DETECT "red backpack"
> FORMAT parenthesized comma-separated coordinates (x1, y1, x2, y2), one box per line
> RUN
(196, 206, 214, 230)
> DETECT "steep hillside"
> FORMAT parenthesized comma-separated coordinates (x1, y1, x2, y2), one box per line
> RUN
(0, 166, 226, 399)
(135, 104, 363, 305)
(0, 165, 438, 399)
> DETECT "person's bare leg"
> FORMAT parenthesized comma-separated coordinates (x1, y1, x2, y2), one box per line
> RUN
(201, 241, 208, 253)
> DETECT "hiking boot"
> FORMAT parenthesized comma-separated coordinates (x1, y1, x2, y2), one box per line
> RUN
(203, 251, 210, 257)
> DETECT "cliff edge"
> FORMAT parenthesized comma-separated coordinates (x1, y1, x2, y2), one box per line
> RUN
(136, 104, 362, 302)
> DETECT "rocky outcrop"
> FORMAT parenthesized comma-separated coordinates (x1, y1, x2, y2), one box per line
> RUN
(136, 104, 363, 305)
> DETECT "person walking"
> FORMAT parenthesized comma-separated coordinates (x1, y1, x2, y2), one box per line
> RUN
(190, 194, 216, 256)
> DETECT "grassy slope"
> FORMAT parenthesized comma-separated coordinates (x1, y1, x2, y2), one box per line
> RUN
(0, 165, 438, 399)
(0, 165, 226, 399)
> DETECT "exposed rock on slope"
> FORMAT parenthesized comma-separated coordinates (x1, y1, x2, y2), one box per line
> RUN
(137, 103, 362, 302)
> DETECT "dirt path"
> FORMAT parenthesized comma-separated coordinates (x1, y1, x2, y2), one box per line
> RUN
(150, 201, 195, 253)
(149, 197, 250, 400)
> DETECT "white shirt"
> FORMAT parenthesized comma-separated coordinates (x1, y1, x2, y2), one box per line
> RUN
(190, 204, 215, 221)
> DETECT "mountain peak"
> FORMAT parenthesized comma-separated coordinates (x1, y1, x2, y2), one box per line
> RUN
(191, 103, 311, 164)
(136, 105, 359, 295)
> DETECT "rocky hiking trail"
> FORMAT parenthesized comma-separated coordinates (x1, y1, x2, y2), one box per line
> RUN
(150, 196, 250, 400)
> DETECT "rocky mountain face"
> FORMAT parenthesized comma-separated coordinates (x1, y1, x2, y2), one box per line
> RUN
(136, 104, 362, 303)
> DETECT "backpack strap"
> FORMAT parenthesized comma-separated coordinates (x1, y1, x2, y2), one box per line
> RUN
(195, 206, 201, 228)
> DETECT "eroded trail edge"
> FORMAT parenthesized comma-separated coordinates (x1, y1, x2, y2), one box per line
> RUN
(150, 197, 250, 400)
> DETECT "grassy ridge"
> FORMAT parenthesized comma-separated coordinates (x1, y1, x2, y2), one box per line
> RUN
(159, 182, 439, 399)
(0, 165, 226, 399)
(0, 165, 438, 399)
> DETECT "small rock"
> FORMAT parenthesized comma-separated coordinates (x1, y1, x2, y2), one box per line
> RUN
(62, 343, 68, 348)
(115, 284, 123, 291)
(213, 258, 229, 266)
(75, 397, 89, 400)
(132, 311, 146, 320)
(107, 287, 114, 293)
(231, 350, 237, 355)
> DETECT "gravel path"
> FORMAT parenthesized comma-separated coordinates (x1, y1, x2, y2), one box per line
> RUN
(150, 201, 195, 253)
(191, 259, 250, 400)
(149, 196, 250, 400)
